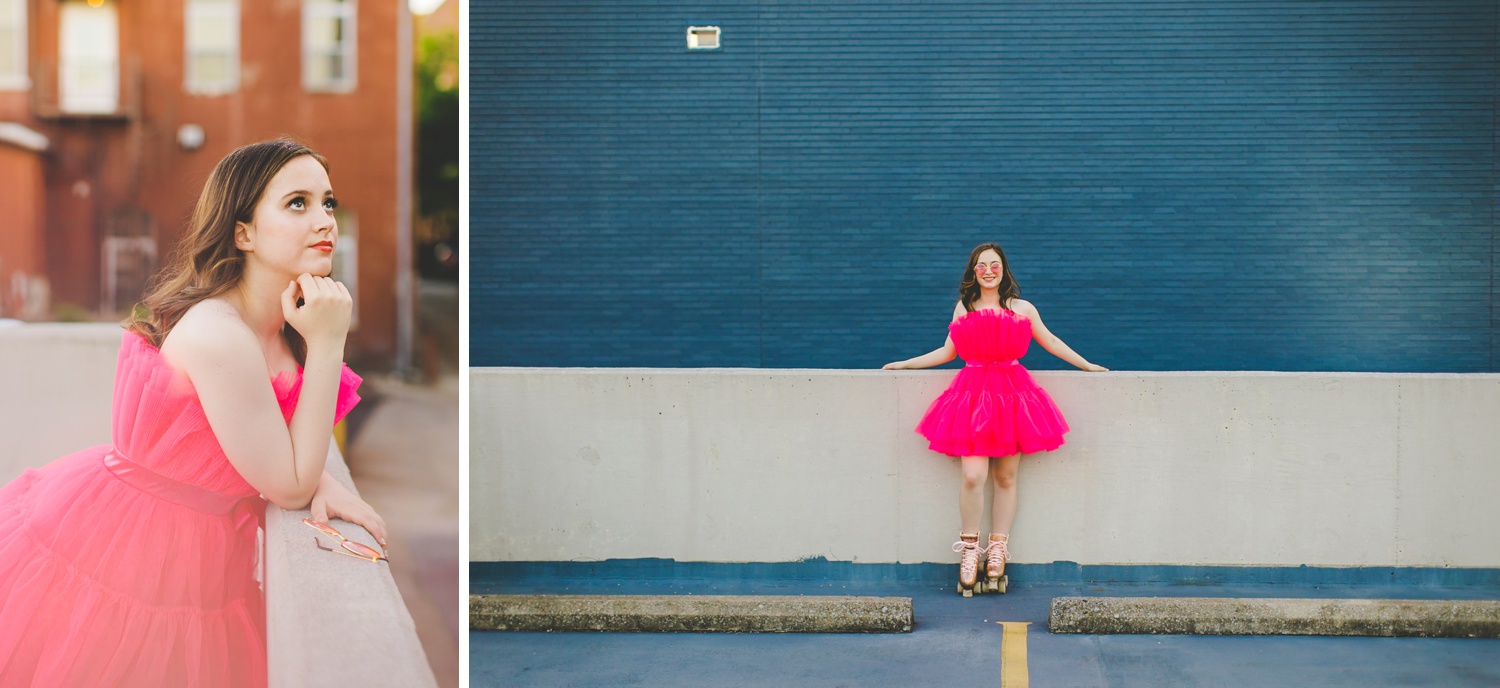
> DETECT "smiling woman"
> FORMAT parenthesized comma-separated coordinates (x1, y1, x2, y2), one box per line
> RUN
(0, 138, 385, 687)
(884, 242, 1107, 598)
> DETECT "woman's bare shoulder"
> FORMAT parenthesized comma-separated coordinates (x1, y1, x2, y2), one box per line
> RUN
(160, 300, 259, 371)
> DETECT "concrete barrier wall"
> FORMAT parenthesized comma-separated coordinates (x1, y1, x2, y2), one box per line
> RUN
(471, 368, 1500, 569)
(0, 324, 434, 686)
(0, 323, 119, 483)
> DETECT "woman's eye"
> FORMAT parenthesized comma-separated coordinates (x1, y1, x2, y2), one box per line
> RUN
(323, 197, 339, 210)
(288, 197, 306, 210)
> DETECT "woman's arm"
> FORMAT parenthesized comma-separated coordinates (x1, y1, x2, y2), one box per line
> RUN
(1012, 299, 1107, 372)
(165, 275, 353, 509)
(883, 302, 964, 370)
(883, 337, 957, 370)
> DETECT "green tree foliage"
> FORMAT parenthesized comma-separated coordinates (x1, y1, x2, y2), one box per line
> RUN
(415, 29, 459, 280)
(416, 30, 459, 222)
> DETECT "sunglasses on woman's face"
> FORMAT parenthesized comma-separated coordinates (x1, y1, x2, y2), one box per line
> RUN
(303, 518, 388, 563)
(975, 262, 1003, 274)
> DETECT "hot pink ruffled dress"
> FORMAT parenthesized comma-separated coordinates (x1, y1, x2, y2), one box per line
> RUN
(916, 308, 1069, 457)
(0, 331, 360, 687)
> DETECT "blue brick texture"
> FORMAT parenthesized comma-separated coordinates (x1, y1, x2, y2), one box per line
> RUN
(471, 1, 1499, 372)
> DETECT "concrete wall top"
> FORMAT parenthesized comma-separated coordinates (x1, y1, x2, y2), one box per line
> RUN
(479, 367, 1500, 381)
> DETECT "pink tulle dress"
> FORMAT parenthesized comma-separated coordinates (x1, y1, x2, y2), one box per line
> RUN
(0, 331, 361, 687)
(916, 307, 1069, 457)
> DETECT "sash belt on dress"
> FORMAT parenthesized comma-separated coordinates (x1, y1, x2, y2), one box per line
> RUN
(965, 360, 1019, 368)
(103, 447, 254, 519)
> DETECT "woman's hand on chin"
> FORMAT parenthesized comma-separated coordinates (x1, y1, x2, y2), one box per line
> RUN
(281, 273, 353, 349)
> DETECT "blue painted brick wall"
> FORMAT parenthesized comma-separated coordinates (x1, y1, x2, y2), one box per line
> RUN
(471, 1, 1498, 372)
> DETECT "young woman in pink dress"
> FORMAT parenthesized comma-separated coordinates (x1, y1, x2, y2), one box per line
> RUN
(884, 243, 1106, 596)
(0, 139, 388, 686)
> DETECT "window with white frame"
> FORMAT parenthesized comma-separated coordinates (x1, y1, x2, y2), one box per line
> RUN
(59, 0, 119, 114)
(185, 0, 239, 95)
(302, 0, 356, 93)
(0, 0, 27, 90)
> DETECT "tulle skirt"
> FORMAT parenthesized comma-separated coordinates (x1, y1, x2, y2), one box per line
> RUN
(0, 446, 266, 688)
(916, 362, 1069, 457)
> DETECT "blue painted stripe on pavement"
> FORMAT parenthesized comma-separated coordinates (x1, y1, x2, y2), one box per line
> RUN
(471, 558, 1500, 588)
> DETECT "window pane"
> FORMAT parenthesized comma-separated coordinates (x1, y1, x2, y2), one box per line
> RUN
(309, 52, 344, 83)
(193, 54, 229, 83)
(310, 16, 342, 50)
(190, 15, 232, 48)
(0, 31, 15, 75)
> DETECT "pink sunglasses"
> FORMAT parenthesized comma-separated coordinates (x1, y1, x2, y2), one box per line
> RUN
(303, 518, 388, 563)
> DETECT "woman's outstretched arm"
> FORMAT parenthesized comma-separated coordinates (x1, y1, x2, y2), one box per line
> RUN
(1011, 299, 1107, 372)
(883, 302, 964, 370)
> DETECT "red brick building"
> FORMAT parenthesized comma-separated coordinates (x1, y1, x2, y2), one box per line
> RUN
(0, 0, 412, 369)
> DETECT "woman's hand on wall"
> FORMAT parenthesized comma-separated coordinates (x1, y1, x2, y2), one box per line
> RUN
(310, 470, 389, 551)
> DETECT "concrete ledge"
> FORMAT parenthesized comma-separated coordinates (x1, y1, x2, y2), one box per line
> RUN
(265, 439, 438, 688)
(1049, 597, 1500, 638)
(473, 368, 1500, 569)
(470, 594, 914, 633)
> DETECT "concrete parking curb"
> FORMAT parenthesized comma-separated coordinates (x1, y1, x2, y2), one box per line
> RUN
(470, 594, 914, 633)
(1050, 597, 1500, 637)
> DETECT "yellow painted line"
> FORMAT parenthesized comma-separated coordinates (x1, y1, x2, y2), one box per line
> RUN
(998, 621, 1031, 688)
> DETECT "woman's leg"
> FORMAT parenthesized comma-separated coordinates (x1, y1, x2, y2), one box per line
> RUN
(984, 454, 1022, 582)
(959, 456, 990, 534)
(954, 456, 990, 594)
(989, 454, 1021, 536)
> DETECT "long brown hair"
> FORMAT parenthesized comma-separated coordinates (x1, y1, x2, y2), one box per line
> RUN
(958, 242, 1021, 312)
(126, 138, 329, 360)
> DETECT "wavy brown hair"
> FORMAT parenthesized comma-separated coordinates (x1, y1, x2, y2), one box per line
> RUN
(958, 242, 1020, 312)
(126, 139, 329, 359)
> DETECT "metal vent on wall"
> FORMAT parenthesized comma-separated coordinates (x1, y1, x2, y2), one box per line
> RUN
(686, 26, 719, 50)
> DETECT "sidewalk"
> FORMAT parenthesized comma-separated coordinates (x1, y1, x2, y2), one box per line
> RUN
(346, 373, 460, 688)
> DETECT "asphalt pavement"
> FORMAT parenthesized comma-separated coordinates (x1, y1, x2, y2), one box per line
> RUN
(470, 573, 1500, 687)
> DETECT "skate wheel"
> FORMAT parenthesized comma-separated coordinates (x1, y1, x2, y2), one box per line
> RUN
(997, 575, 1008, 594)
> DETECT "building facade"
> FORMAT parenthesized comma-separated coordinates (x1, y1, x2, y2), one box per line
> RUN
(0, 0, 411, 368)
(471, 0, 1499, 373)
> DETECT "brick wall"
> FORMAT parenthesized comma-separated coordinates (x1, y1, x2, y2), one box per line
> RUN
(471, 1, 1498, 372)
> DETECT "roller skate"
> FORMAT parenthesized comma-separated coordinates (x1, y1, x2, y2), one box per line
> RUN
(952, 533, 983, 597)
(982, 533, 1009, 594)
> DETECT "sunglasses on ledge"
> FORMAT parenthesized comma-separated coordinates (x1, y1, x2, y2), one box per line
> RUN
(303, 518, 388, 563)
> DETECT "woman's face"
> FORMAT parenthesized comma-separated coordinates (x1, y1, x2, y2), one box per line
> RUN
(236, 155, 338, 279)
(973, 249, 1003, 290)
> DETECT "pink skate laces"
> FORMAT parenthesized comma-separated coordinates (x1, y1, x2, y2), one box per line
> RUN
(986, 537, 1009, 568)
(952, 539, 982, 578)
